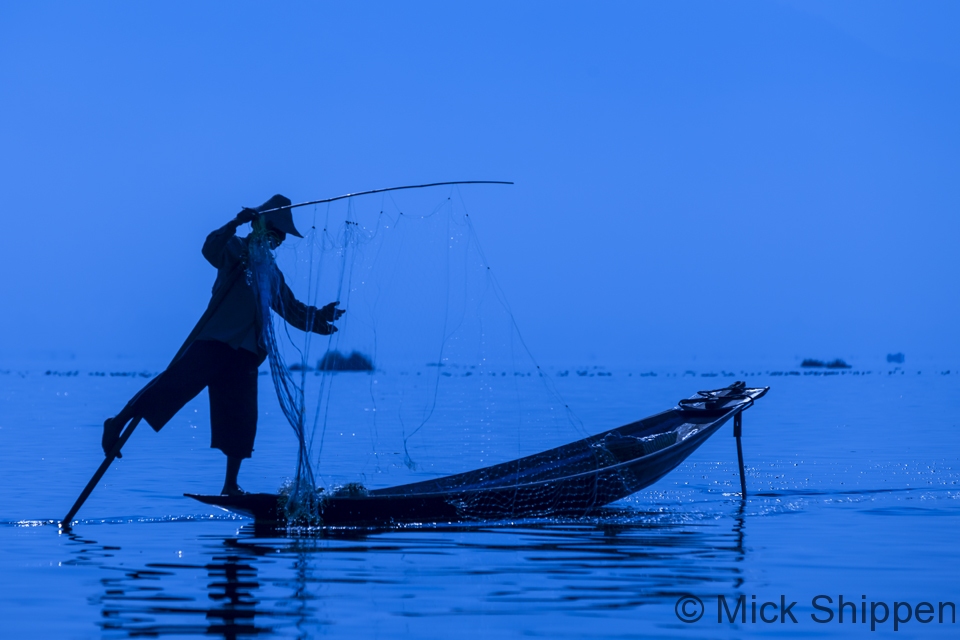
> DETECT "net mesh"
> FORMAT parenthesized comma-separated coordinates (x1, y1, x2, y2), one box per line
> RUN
(244, 187, 729, 526)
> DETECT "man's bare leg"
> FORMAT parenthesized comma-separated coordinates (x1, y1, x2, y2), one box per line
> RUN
(102, 407, 135, 458)
(222, 456, 245, 496)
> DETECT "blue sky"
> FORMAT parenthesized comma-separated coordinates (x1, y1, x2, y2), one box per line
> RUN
(2, 1, 957, 368)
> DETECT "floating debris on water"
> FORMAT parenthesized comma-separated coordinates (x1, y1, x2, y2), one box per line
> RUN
(571, 366, 612, 377)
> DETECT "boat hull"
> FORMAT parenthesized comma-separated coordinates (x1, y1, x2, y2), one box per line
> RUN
(188, 382, 768, 526)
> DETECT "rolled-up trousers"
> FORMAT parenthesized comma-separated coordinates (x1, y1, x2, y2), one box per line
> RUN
(125, 340, 261, 459)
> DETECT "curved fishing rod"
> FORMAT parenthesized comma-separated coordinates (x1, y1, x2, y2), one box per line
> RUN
(257, 180, 514, 214)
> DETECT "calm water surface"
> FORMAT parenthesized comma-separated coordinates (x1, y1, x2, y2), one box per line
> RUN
(1, 367, 958, 638)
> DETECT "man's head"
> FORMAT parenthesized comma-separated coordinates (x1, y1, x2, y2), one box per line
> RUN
(253, 194, 302, 248)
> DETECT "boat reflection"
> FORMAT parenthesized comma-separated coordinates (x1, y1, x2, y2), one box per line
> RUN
(66, 505, 750, 638)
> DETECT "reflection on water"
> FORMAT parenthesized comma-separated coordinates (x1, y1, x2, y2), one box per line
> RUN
(96, 550, 275, 637)
(60, 507, 749, 638)
(7, 373, 955, 637)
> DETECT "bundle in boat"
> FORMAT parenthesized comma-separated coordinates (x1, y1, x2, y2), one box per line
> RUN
(593, 431, 678, 463)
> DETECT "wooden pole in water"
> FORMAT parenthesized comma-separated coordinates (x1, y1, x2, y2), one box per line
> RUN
(61, 417, 142, 528)
(733, 412, 747, 498)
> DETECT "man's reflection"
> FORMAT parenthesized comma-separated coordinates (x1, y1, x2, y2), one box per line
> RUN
(204, 554, 262, 639)
(92, 545, 273, 638)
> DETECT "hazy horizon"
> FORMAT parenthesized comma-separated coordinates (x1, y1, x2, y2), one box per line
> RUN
(3, 2, 957, 369)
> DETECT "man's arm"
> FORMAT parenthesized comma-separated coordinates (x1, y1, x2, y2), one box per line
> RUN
(202, 209, 257, 269)
(272, 276, 341, 335)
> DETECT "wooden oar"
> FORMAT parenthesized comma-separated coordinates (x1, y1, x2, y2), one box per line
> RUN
(60, 417, 142, 528)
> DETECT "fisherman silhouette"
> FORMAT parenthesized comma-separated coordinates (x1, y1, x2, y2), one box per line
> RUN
(101, 195, 343, 496)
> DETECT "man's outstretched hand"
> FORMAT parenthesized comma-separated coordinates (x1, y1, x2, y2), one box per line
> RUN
(313, 322, 338, 335)
(234, 207, 260, 225)
(309, 302, 344, 335)
(319, 301, 346, 322)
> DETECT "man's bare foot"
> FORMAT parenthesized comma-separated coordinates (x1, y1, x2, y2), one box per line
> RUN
(102, 417, 125, 458)
(220, 484, 247, 497)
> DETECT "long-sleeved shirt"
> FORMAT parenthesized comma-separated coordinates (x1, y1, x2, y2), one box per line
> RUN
(193, 221, 325, 359)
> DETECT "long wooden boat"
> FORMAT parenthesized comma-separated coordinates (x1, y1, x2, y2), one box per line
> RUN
(187, 381, 768, 526)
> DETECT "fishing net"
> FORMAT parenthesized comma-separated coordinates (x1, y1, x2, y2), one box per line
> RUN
(245, 231, 321, 522)
(249, 187, 609, 524)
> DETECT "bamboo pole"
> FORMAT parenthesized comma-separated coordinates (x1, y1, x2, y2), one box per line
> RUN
(61, 417, 142, 528)
(259, 180, 514, 214)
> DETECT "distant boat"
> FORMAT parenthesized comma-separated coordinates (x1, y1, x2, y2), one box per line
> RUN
(187, 381, 769, 527)
(887, 353, 905, 364)
(317, 350, 374, 371)
(825, 359, 851, 369)
(801, 358, 852, 369)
